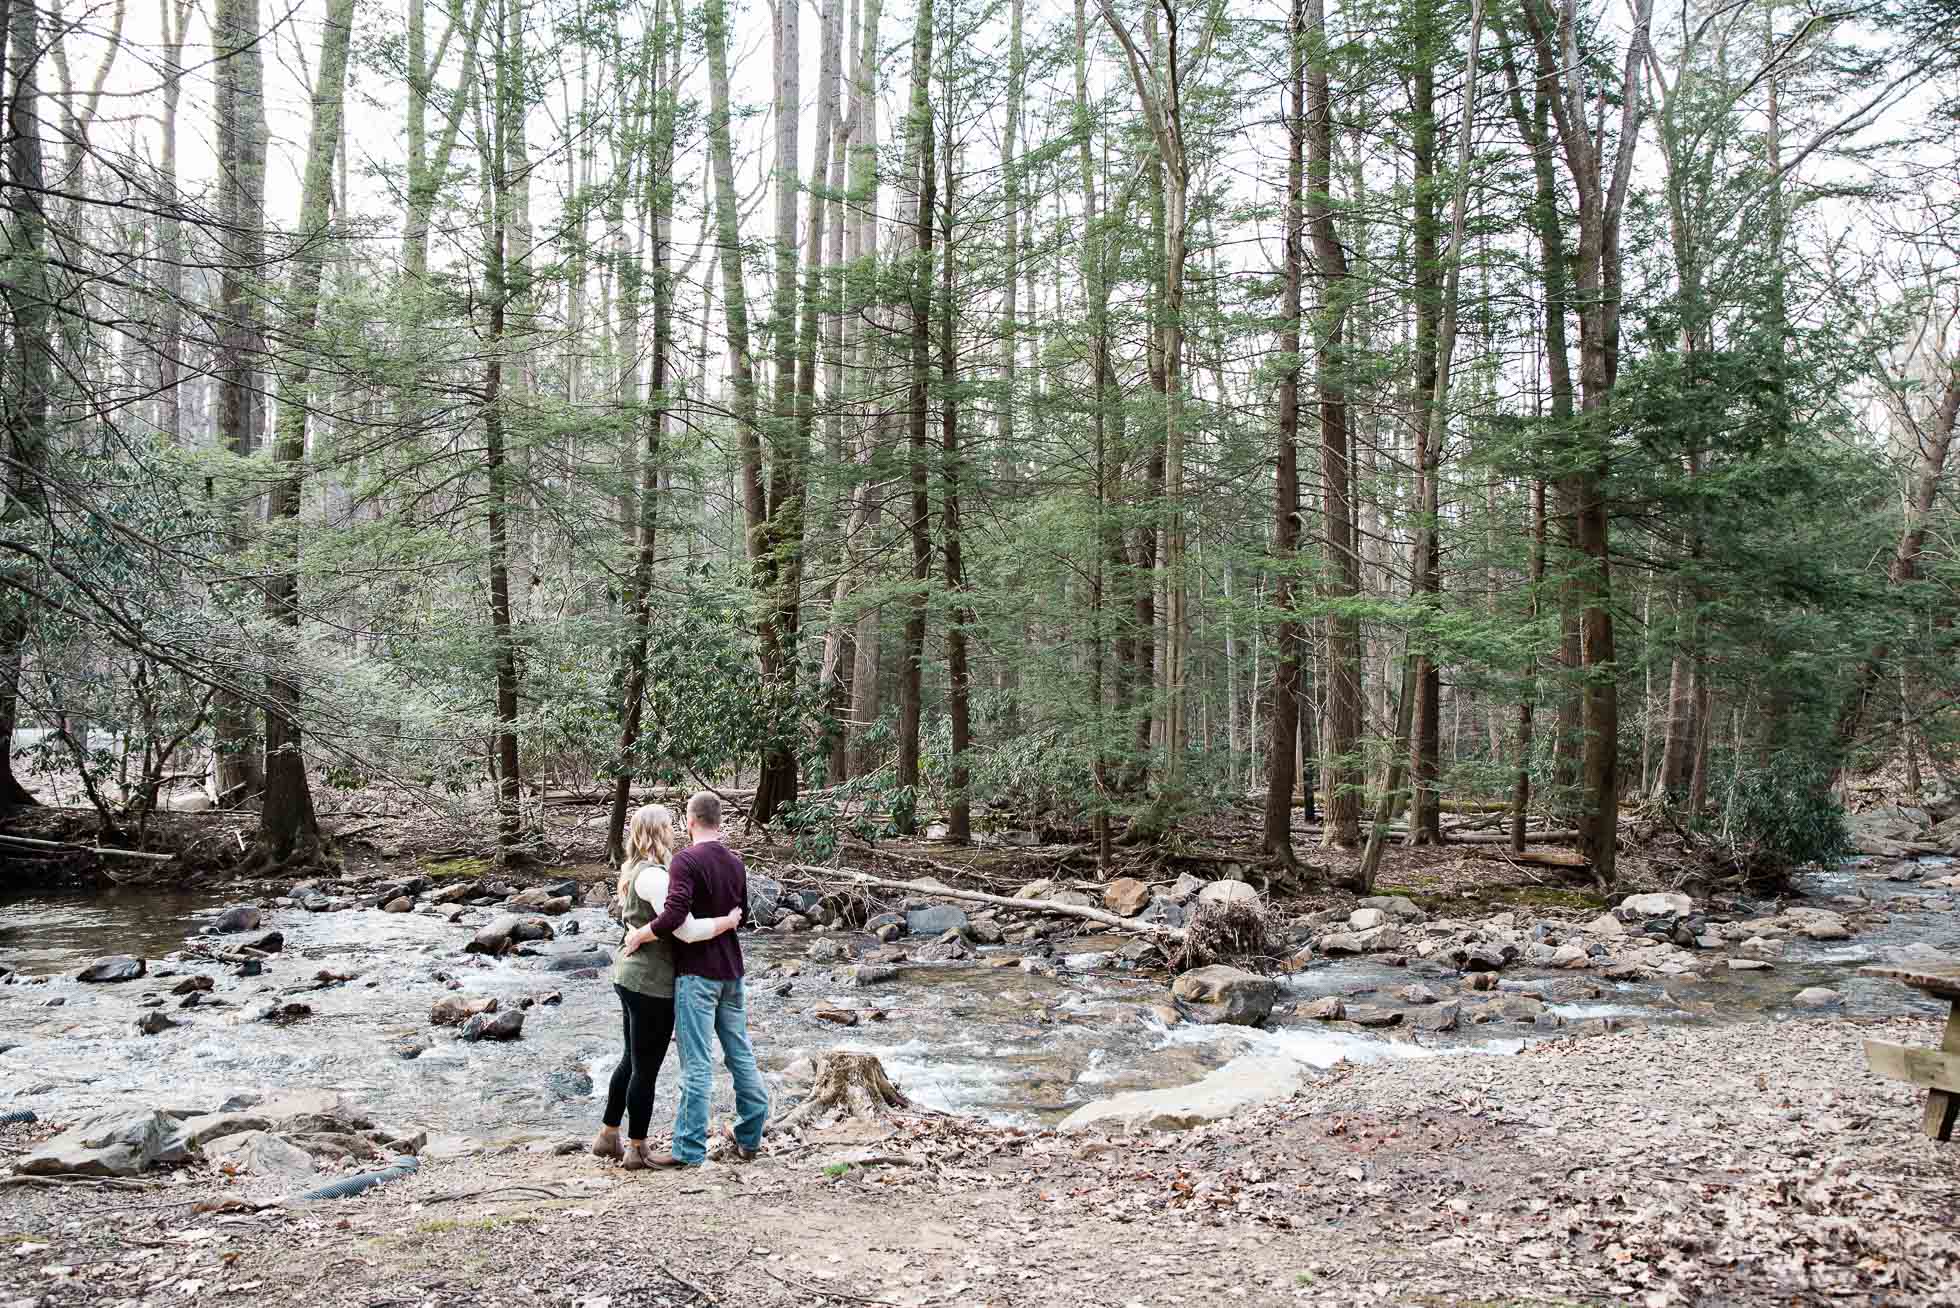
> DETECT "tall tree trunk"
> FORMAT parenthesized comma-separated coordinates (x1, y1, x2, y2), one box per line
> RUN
(1263, 0, 1306, 869)
(258, 0, 355, 864)
(0, 0, 52, 808)
(841, 0, 884, 778)
(211, 0, 268, 804)
(483, 0, 523, 857)
(818, 0, 853, 785)
(1407, 11, 1443, 844)
(939, 71, 971, 845)
(894, 0, 934, 835)
(155, 0, 190, 445)
(607, 12, 679, 866)
(1305, 0, 1362, 847)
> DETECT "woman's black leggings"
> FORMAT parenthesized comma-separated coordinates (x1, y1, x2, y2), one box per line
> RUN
(603, 984, 675, 1139)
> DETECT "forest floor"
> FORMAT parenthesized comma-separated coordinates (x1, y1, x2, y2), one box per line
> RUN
(4, 1013, 1958, 1308)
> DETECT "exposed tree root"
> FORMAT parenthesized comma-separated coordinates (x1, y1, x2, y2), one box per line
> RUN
(772, 1053, 915, 1133)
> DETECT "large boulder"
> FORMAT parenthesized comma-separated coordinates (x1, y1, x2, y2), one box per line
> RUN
(507, 889, 573, 915)
(202, 1131, 317, 1184)
(1196, 879, 1260, 908)
(163, 1111, 274, 1157)
(209, 905, 262, 934)
(1357, 895, 1426, 923)
(77, 954, 145, 983)
(1171, 965, 1277, 1026)
(467, 914, 553, 954)
(747, 873, 784, 928)
(1061, 1056, 1306, 1133)
(16, 1109, 186, 1177)
(433, 880, 483, 905)
(905, 905, 969, 938)
(1103, 877, 1152, 918)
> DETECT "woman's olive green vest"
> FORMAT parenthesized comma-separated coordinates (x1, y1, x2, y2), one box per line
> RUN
(612, 865, 677, 998)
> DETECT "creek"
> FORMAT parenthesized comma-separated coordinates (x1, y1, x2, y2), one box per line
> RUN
(1, 859, 1953, 1146)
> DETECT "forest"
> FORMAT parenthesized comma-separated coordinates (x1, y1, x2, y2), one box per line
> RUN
(1, 0, 1956, 887)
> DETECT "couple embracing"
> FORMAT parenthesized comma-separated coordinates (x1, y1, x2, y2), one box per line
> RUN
(590, 791, 768, 1170)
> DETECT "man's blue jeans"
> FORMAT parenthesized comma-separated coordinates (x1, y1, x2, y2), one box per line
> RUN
(672, 974, 769, 1163)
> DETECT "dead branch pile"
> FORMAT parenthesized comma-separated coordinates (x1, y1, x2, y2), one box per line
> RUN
(1169, 897, 1273, 972)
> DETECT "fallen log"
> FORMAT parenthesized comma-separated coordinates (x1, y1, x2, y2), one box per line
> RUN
(760, 861, 1187, 940)
(1463, 845, 1592, 870)
(0, 833, 175, 862)
(1446, 829, 1581, 846)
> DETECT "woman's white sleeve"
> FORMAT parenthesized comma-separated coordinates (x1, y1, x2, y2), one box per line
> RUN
(635, 864, 719, 942)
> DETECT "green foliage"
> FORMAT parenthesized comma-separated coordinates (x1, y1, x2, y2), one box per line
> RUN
(1714, 752, 1853, 880)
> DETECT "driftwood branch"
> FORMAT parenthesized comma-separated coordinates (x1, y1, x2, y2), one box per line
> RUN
(0, 833, 175, 861)
(761, 861, 1186, 941)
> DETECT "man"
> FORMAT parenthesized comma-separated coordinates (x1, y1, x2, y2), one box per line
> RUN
(637, 790, 767, 1166)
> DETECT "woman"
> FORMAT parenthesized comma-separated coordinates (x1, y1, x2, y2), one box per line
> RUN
(591, 803, 741, 1170)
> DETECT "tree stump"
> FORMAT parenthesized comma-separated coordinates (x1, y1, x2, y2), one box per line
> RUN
(771, 1052, 913, 1133)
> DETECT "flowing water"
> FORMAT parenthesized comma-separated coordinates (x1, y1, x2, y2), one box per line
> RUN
(0, 857, 1952, 1144)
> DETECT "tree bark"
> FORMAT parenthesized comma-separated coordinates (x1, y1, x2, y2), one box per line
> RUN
(939, 70, 970, 845)
(893, 0, 934, 835)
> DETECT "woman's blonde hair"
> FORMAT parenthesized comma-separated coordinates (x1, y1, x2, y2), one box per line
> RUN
(616, 804, 677, 901)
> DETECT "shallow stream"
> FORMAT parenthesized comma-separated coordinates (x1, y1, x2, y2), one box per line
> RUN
(1, 858, 1953, 1144)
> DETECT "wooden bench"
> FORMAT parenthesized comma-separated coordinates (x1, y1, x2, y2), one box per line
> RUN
(1859, 962, 1960, 1141)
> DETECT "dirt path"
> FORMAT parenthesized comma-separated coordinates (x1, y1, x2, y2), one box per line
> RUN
(6, 1014, 1957, 1308)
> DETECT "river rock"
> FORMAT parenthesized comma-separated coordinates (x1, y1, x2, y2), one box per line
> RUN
(866, 912, 907, 937)
(433, 880, 482, 904)
(1197, 878, 1260, 908)
(1882, 943, 1957, 966)
(905, 905, 969, 938)
(172, 975, 214, 996)
(17, 1109, 187, 1176)
(1414, 1000, 1461, 1032)
(1171, 965, 1277, 1026)
(968, 917, 1006, 945)
(382, 896, 414, 913)
(1346, 1006, 1402, 1028)
(78, 954, 145, 983)
(1303, 996, 1346, 1020)
(1549, 944, 1591, 968)
(1616, 892, 1693, 922)
(1138, 897, 1187, 929)
(1475, 994, 1547, 1023)
(807, 937, 847, 964)
(432, 995, 499, 1027)
(1400, 983, 1441, 1005)
(244, 930, 285, 954)
(1358, 895, 1426, 923)
(210, 905, 262, 934)
(1437, 941, 1515, 972)
(1348, 908, 1388, 931)
(135, 1011, 178, 1036)
(730, 871, 779, 928)
(462, 1009, 526, 1042)
(507, 889, 573, 915)
(203, 1130, 317, 1183)
(1727, 958, 1773, 971)
(1799, 915, 1852, 942)
(1793, 986, 1842, 1008)
(1050, 890, 1096, 909)
(468, 914, 553, 954)
(1319, 925, 1399, 956)
(543, 948, 612, 973)
(850, 963, 899, 986)
(1061, 1055, 1306, 1133)
(915, 934, 972, 963)
(1014, 879, 1055, 900)
(1103, 877, 1152, 917)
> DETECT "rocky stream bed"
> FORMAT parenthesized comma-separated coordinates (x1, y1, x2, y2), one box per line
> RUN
(4, 835, 1960, 1305)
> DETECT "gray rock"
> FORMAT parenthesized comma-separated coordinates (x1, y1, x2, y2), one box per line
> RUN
(1049, 890, 1096, 909)
(915, 935, 972, 963)
(17, 1109, 186, 1177)
(542, 948, 612, 973)
(77, 955, 145, 983)
(1475, 994, 1547, 1023)
(202, 1130, 316, 1184)
(1399, 983, 1441, 1005)
(1171, 965, 1277, 1026)
(1196, 879, 1260, 908)
(747, 873, 784, 927)
(850, 963, 899, 986)
(135, 1011, 178, 1036)
(1358, 895, 1426, 923)
(1346, 1006, 1402, 1028)
(1138, 897, 1187, 929)
(1318, 925, 1399, 956)
(433, 880, 483, 904)
(1013, 879, 1055, 900)
(968, 918, 1006, 945)
(210, 905, 262, 934)
(1615, 892, 1694, 922)
(865, 911, 907, 937)
(461, 1009, 526, 1042)
(1303, 996, 1346, 1020)
(1413, 1001, 1460, 1032)
(807, 937, 847, 964)
(382, 896, 414, 913)
(1348, 908, 1388, 931)
(1166, 873, 1206, 903)
(244, 931, 284, 954)
(905, 905, 970, 938)
(1727, 958, 1773, 971)
(172, 975, 214, 996)
(1792, 986, 1842, 1009)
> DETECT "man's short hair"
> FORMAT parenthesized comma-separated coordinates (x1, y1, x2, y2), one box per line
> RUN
(686, 791, 722, 829)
